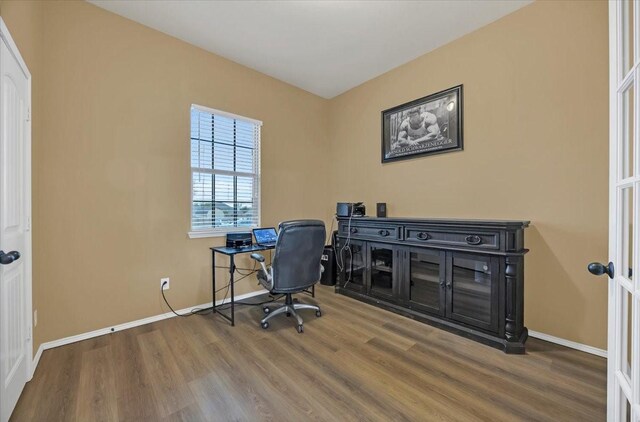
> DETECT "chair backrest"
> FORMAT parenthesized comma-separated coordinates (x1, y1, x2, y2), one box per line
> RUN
(271, 220, 326, 293)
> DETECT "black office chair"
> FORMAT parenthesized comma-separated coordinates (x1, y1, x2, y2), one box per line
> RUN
(250, 220, 326, 333)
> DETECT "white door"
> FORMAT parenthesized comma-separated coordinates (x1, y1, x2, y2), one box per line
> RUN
(595, 0, 640, 420)
(0, 19, 31, 422)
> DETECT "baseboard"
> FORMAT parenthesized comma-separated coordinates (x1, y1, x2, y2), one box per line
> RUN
(528, 330, 607, 358)
(32, 289, 268, 372)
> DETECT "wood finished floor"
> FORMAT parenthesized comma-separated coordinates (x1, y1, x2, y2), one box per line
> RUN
(11, 286, 606, 421)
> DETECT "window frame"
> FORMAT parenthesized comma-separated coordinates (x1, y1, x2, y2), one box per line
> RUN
(188, 104, 262, 239)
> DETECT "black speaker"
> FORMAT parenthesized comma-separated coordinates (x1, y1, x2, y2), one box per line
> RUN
(226, 232, 252, 248)
(320, 245, 337, 286)
(376, 203, 387, 218)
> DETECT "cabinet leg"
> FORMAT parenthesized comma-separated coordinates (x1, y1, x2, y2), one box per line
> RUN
(505, 257, 523, 343)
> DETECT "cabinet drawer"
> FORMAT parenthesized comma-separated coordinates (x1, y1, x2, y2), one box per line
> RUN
(404, 226, 499, 250)
(338, 222, 400, 241)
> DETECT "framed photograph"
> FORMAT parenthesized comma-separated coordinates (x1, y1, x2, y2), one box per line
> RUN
(381, 85, 463, 163)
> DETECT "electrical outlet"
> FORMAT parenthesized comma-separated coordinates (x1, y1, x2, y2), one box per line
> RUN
(161, 277, 170, 290)
(34, 310, 37, 327)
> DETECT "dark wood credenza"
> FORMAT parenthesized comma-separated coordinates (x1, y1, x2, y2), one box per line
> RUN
(335, 217, 530, 353)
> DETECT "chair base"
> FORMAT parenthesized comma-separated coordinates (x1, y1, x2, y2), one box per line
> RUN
(260, 293, 321, 333)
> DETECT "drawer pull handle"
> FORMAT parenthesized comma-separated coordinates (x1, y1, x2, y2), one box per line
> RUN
(350, 227, 358, 234)
(417, 232, 431, 240)
(465, 235, 482, 245)
(378, 229, 390, 237)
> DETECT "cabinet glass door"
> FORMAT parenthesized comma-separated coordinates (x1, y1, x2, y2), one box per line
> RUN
(447, 253, 498, 332)
(341, 240, 366, 292)
(369, 244, 396, 299)
(407, 249, 445, 315)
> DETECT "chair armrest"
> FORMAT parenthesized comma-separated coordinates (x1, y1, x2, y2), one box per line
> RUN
(250, 253, 265, 262)
(250, 253, 272, 288)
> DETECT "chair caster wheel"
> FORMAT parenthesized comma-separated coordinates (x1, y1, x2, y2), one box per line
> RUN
(261, 322, 269, 330)
(263, 306, 270, 314)
(297, 325, 304, 333)
(315, 310, 322, 317)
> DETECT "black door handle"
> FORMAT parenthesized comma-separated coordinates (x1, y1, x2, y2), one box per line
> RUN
(465, 235, 482, 245)
(588, 262, 614, 279)
(417, 232, 430, 240)
(0, 250, 20, 265)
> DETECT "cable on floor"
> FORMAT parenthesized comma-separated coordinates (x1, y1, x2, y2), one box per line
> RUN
(161, 258, 274, 317)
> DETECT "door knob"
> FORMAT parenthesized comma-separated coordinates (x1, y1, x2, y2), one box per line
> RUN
(0, 250, 20, 265)
(588, 261, 614, 279)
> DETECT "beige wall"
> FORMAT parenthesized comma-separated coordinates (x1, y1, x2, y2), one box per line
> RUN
(328, 0, 609, 349)
(4, 0, 331, 351)
(0, 0, 609, 353)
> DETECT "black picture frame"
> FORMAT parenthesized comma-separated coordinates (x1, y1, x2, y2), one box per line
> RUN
(381, 85, 463, 163)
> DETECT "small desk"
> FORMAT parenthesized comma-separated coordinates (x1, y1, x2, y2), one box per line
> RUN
(211, 244, 274, 326)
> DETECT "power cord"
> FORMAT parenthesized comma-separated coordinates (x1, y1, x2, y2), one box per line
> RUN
(214, 294, 285, 311)
(211, 269, 259, 314)
(160, 255, 274, 318)
(234, 259, 257, 276)
(214, 265, 257, 272)
(333, 213, 354, 286)
(161, 281, 214, 317)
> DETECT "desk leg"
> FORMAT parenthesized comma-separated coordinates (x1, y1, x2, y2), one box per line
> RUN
(230, 254, 235, 326)
(212, 250, 216, 314)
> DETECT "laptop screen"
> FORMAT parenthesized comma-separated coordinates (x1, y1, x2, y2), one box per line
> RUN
(253, 228, 278, 245)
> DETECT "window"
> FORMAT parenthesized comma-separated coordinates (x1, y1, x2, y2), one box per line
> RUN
(189, 104, 261, 237)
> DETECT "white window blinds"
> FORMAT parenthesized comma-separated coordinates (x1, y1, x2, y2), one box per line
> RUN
(190, 105, 261, 234)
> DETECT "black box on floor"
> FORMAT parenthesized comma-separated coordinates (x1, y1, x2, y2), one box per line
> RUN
(320, 245, 337, 286)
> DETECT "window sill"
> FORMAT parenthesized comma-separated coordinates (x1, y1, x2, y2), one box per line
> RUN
(188, 231, 225, 239)
(188, 227, 257, 239)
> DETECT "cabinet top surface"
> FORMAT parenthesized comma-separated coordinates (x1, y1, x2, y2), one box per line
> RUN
(337, 216, 530, 228)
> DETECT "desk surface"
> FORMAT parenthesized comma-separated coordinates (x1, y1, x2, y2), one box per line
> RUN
(211, 244, 274, 256)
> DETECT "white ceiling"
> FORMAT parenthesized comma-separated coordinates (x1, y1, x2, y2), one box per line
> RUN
(89, 0, 531, 99)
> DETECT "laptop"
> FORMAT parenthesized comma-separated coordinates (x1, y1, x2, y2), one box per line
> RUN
(253, 227, 278, 247)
